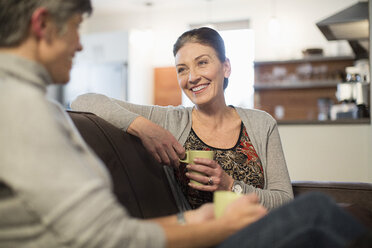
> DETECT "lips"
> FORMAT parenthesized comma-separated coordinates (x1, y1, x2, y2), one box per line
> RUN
(191, 84, 209, 93)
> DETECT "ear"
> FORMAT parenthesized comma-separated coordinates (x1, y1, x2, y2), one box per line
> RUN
(223, 58, 231, 78)
(30, 7, 52, 40)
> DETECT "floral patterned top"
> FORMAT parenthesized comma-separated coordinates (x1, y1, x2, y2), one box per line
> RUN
(175, 122, 265, 209)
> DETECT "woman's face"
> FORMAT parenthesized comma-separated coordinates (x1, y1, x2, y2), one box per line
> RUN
(175, 42, 230, 107)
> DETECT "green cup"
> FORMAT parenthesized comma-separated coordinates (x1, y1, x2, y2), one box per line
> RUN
(214, 191, 242, 219)
(179, 150, 214, 185)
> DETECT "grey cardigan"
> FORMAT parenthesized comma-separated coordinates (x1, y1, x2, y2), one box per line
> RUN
(72, 94, 294, 210)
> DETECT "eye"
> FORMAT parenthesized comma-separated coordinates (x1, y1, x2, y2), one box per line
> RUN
(198, 60, 208, 66)
(177, 67, 185, 74)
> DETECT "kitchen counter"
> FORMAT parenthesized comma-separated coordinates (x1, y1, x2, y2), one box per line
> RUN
(277, 118, 370, 125)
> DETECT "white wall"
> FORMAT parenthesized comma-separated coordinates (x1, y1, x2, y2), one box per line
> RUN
(80, 0, 372, 182)
(279, 124, 371, 182)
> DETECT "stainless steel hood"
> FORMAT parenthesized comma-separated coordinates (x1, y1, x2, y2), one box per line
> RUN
(316, 1, 369, 59)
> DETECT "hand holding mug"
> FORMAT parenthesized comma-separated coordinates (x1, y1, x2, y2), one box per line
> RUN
(180, 150, 214, 186)
(184, 155, 234, 191)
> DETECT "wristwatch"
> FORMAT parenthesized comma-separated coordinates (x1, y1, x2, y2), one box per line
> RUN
(231, 180, 244, 194)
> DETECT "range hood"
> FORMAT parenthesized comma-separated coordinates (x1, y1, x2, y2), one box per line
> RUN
(316, 1, 369, 59)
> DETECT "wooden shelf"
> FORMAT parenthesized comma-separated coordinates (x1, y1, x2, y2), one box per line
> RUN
(254, 56, 355, 121)
(254, 56, 355, 65)
(254, 80, 339, 91)
(277, 118, 370, 125)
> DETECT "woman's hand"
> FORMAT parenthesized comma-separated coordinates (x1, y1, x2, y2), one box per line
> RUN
(128, 116, 185, 167)
(186, 157, 235, 191)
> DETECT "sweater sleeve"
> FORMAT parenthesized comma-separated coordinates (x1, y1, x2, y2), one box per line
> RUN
(70, 93, 170, 131)
(238, 109, 293, 210)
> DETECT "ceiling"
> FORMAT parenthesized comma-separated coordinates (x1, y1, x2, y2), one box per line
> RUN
(91, 0, 230, 14)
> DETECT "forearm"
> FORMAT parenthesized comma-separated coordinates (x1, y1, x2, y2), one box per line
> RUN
(241, 183, 293, 210)
(127, 115, 150, 136)
(148, 206, 231, 247)
(164, 221, 232, 248)
(71, 93, 152, 130)
(149, 205, 212, 227)
(151, 218, 235, 248)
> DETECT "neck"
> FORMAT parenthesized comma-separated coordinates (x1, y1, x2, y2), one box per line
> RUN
(194, 92, 228, 114)
(193, 103, 235, 129)
(0, 38, 38, 62)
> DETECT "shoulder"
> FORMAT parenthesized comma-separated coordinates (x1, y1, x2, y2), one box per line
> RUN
(156, 105, 192, 138)
(161, 105, 192, 117)
(153, 105, 192, 126)
(235, 107, 277, 128)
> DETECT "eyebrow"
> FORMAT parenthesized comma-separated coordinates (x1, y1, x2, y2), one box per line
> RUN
(176, 54, 211, 67)
(195, 54, 210, 60)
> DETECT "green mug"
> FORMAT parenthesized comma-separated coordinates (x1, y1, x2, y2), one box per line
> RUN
(179, 150, 214, 185)
(214, 191, 242, 219)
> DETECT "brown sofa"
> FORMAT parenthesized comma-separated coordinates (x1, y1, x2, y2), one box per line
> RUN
(68, 110, 372, 227)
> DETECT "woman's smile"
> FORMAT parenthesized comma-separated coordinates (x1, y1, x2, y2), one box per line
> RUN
(191, 83, 210, 94)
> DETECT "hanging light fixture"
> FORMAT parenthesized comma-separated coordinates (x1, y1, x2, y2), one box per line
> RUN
(268, 0, 280, 36)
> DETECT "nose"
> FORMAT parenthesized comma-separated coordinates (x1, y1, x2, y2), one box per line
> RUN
(77, 40, 83, 52)
(188, 68, 200, 84)
(76, 34, 83, 52)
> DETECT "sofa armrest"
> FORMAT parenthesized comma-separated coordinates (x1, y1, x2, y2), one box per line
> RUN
(292, 181, 372, 208)
(292, 180, 372, 228)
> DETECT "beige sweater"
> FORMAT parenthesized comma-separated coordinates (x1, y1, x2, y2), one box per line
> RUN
(0, 53, 165, 248)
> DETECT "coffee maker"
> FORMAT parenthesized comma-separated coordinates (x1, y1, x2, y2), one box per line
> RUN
(330, 60, 370, 120)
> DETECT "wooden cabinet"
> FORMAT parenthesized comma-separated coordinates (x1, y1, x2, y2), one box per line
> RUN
(154, 67, 182, 106)
(254, 56, 354, 121)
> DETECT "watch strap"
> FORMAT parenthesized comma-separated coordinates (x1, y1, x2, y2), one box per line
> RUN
(177, 211, 186, 225)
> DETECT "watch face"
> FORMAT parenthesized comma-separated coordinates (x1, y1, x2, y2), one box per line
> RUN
(233, 184, 243, 194)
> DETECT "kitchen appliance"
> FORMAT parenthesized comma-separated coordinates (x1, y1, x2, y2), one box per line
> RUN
(331, 65, 370, 120)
